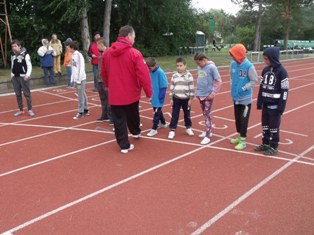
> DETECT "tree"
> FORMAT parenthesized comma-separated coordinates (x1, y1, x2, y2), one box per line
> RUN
(103, 0, 113, 47)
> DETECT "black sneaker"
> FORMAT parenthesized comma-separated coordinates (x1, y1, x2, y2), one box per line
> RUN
(264, 147, 278, 156)
(254, 144, 270, 152)
(73, 113, 83, 119)
(84, 110, 90, 116)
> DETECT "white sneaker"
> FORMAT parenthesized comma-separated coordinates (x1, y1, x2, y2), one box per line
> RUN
(121, 144, 134, 154)
(186, 128, 194, 136)
(198, 132, 213, 138)
(158, 123, 167, 129)
(147, 129, 158, 137)
(200, 137, 211, 145)
(168, 131, 175, 139)
(132, 134, 141, 139)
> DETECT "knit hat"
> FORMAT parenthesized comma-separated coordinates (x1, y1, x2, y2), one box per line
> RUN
(64, 38, 72, 46)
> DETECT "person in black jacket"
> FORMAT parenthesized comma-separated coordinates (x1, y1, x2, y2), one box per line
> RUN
(255, 47, 289, 156)
(11, 39, 35, 117)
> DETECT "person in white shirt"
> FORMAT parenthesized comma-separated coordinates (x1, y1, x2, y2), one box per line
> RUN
(69, 41, 89, 119)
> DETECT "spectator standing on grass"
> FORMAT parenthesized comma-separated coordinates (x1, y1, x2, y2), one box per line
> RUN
(88, 32, 101, 92)
(229, 44, 258, 150)
(50, 33, 62, 76)
(11, 39, 35, 117)
(146, 57, 168, 137)
(96, 37, 113, 125)
(69, 41, 90, 119)
(101, 25, 152, 154)
(37, 39, 55, 86)
(63, 38, 74, 88)
(168, 57, 195, 139)
(255, 47, 289, 156)
(194, 52, 222, 145)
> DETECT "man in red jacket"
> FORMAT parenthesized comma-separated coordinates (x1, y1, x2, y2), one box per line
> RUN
(88, 32, 101, 91)
(101, 25, 152, 153)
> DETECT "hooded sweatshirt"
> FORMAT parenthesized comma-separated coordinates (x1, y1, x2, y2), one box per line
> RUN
(229, 44, 258, 105)
(257, 47, 289, 114)
(11, 47, 32, 78)
(101, 37, 152, 105)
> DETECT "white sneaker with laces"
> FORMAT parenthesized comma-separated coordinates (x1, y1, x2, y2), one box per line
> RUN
(147, 129, 158, 137)
(200, 137, 211, 145)
(121, 144, 134, 154)
(186, 128, 194, 136)
(132, 134, 141, 139)
(168, 131, 175, 139)
(198, 132, 213, 138)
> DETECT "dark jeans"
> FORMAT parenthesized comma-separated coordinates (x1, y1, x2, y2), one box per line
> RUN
(233, 103, 251, 138)
(111, 101, 141, 150)
(261, 107, 282, 149)
(92, 64, 98, 90)
(151, 107, 166, 130)
(169, 97, 192, 130)
(43, 66, 55, 85)
(98, 81, 112, 120)
(11, 76, 32, 111)
(66, 66, 73, 87)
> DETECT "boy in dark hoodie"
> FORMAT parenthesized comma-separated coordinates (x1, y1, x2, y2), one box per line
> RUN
(11, 39, 35, 117)
(229, 44, 258, 150)
(255, 47, 289, 156)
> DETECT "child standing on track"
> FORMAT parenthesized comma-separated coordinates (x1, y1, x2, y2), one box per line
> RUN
(194, 52, 222, 145)
(146, 57, 168, 137)
(168, 57, 195, 139)
(96, 37, 113, 125)
(69, 41, 89, 119)
(255, 47, 289, 156)
(229, 44, 258, 150)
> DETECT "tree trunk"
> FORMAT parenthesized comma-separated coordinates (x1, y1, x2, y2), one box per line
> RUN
(80, 7, 90, 53)
(103, 0, 113, 47)
(253, 0, 263, 51)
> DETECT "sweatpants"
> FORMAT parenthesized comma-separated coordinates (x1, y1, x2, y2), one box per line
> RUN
(151, 107, 166, 130)
(76, 80, 88, 113)
(233, 103, 251, 138)
(169, 97, 192, 130)
(111, 101, 141, 150)
(12, 76, 32, 111)
(97, 81, 112, 120)
(261, 106, 281, 149)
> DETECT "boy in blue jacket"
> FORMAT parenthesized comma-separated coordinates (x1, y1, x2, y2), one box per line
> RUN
(229, 44, 258, 150)
(255, 47, 289, 156)
(146, 57, 168, 137)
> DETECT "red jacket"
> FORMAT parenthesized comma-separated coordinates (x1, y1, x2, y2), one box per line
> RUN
(101, 37, 152, 105)
(88, 40, 100, 65)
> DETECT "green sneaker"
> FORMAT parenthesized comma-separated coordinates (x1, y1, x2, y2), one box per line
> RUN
(264, 147, 278, 156)
(235, 140, 246, 150)
(230, 136, 241, 144)
(254, 144, 270, 152)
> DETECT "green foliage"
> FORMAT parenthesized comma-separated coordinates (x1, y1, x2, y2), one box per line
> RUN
(233, 26, 255, 48)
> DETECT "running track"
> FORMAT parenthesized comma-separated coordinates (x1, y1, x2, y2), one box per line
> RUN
(1, 58, 314, 234)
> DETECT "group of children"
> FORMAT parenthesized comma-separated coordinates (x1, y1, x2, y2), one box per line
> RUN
(11, 38, 288, 156)
(145, 44, 288, 156)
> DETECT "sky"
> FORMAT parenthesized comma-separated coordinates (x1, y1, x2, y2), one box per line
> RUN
(191, 0, 241, 15)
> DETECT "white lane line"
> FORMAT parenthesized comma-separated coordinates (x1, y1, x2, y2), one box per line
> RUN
(0, 120, 101, 147)
(190, 144, 314, 235)
(0, 139, 116, 177)
(2, 145, 208, 234)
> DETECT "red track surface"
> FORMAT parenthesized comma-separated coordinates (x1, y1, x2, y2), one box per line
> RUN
(1, 58, 314, 235)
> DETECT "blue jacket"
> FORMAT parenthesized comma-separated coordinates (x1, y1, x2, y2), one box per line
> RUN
(150, 66, 168, 107)
(230, 58, 253, 105)
(40, 50, 54, 68)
